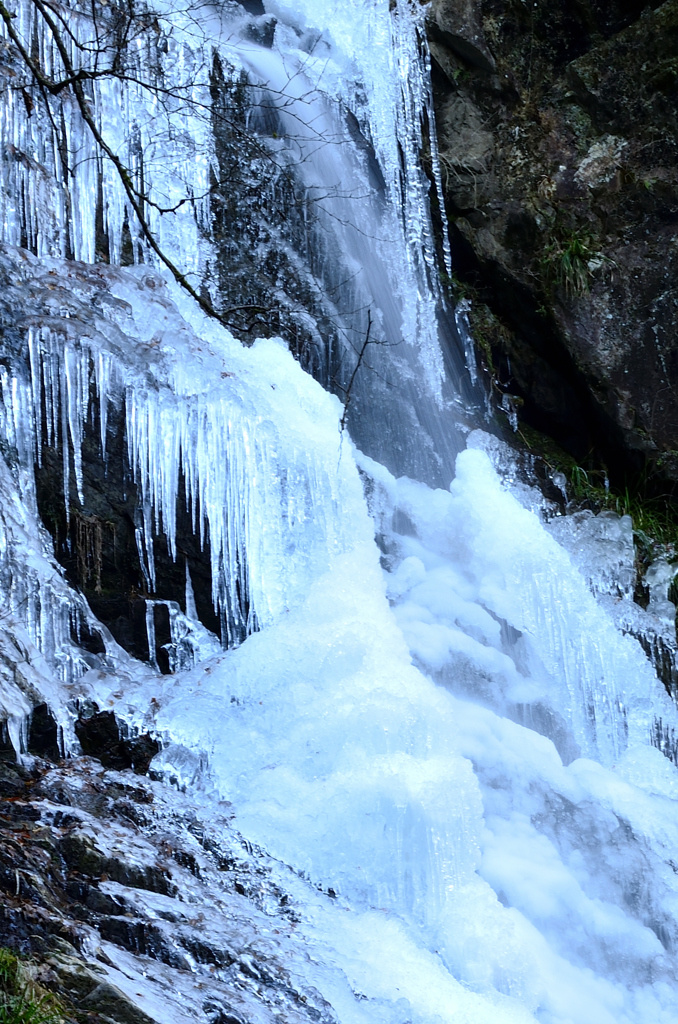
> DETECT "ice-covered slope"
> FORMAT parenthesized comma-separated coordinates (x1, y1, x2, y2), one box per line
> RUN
(1, 244, 678, 1022)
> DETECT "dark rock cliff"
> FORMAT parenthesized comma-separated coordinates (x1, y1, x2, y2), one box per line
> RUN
(429, 0, 678, 490)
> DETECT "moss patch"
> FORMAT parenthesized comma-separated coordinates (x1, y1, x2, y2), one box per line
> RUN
(0, 950, 63, 1024)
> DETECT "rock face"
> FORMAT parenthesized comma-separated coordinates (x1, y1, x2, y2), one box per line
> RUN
(429, 0, 678, 487)
(0, 748, 338, 1024)
(428, 0, 496, 71)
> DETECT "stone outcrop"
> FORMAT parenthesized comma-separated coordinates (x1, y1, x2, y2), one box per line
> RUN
(429, 0, 678, 490)
(0, 746, 337, 1024)
(428, 0, 496, 72)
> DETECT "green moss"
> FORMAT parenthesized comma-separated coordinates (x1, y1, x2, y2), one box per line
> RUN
(468, 303, 512, 366)
(0, 951, 63, 1024)
(0, 952, 18, 996)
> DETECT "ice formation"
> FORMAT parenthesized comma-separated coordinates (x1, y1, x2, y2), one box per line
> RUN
(0, 1, 678, 1023)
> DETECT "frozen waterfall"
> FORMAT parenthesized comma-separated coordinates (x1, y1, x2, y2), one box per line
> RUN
(1, 1, 678, 1023)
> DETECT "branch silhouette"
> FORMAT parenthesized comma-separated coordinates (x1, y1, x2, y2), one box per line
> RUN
(0, 0, 364, 332)
(339, 310, 373, 433)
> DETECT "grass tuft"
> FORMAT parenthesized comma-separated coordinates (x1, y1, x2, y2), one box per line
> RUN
(0, 951, 62, 1024)
(539, 228, 615, 298)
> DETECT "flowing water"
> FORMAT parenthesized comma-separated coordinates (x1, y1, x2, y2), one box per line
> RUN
(1, 2, 678, 1022)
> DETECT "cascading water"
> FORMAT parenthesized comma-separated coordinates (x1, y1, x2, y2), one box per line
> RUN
(1, 1, 678, 1022)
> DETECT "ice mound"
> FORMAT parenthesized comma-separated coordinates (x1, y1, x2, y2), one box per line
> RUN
(85, 323, 678, 1022)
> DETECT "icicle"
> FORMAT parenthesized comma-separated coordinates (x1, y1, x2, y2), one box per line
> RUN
(27, 328, 42, 465)
(6, 714, 27, 758)
(455, 300, 477, 385)
(185, 561, 199, 622)
(135, 526, 152, 594)
(146, 600, 158, 670)
(63, 344, 85, 505)
(92, 350, 111, 461)
(0, 0, 217, 280)
(61, 369, 70, 523)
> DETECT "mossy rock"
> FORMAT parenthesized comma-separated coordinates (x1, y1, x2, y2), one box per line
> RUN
(0, 948, 64, 1024)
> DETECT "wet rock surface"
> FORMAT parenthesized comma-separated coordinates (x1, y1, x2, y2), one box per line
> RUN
(74, 706, 160, 776)
(0, 750, 338, 1024)
(429, 0, 678, 489)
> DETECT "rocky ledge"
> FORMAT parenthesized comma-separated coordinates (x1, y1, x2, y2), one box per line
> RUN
(0, 743, 338, 1024)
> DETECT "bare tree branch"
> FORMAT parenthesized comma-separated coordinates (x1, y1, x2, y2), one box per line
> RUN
(0, 0, 278, 326)
(339, 309, 372, 433)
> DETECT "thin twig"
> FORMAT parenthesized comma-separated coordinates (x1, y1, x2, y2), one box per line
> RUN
(339, 309, 372, 433)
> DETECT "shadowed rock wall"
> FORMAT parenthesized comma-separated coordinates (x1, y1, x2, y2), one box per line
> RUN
(429, 0, 678, 488)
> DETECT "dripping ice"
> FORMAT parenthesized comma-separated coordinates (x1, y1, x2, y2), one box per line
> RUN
(0, 2, 677, 1023)
(0, 0, 450, 388)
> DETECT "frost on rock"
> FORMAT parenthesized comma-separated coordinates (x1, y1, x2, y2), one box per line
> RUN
(545, 503, 678, 715)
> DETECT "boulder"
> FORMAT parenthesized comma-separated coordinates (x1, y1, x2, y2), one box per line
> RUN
(427, 0, 496, 72)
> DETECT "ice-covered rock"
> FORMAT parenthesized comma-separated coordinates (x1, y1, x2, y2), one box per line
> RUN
(547, 508, 636, 600)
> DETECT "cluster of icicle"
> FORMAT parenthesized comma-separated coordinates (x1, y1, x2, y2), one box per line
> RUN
(3, 301, 349, 647)
(125, 351, 348, 642)
(0, 354, 93, 751)
(0, 0, 213, 272)
(318, 0, 453, 385)
(0, 306, 218, 746)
